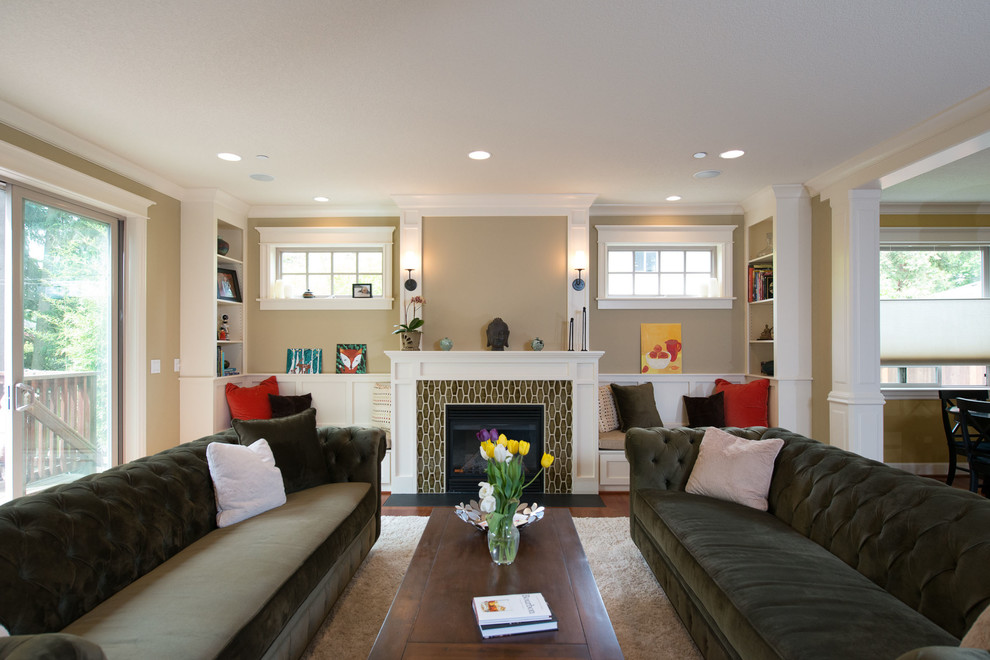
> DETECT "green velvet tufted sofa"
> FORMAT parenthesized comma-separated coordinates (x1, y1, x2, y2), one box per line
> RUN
(0, 425, 386, 660)
(626, 426, 990, 660)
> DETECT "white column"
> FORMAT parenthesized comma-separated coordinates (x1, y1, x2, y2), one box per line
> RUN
(828, 186, 885, 460)
(567, 208, 591, 350)
(771, 185, 813, 435)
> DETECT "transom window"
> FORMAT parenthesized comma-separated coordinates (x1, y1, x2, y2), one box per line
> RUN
(606, 247, 715, 297)
(277, 248, 384, 298)
(596, 224, 735, 310)
(256, 225, 394, 311)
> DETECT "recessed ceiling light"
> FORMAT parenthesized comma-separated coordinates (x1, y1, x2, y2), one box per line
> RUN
(217, 152, 241, 161)
(693, 170, 722, 179)
(468, 150, 491, 160)
(693, 152, 707, 159)
(256, 154, 269, 160)
(666, 195, 682, 201)
(314, 196, 330, 202)
(719, 150, 745, 159)
(250, 173, 275, 182)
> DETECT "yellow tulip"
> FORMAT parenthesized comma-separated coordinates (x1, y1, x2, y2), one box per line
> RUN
(518, 440, 530, 456)
(507, 439, 519, 454)
(481, 440, 495, 458)
(541, 453, 554, 469)
(497, 434, 508, 447)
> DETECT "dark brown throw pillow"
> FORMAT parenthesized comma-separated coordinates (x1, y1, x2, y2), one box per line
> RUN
(231, 408, 328, 493)
(682, 391, 726, 428)
(609, 382, 663, 432)
(268, 393, 313, 418)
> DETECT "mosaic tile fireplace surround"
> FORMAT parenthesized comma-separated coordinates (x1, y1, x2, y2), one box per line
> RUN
(386, 351, 604, 494)
(418, 379, 571, 493)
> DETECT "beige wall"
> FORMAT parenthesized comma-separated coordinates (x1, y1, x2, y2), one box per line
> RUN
(810, 195, 832, 444)
(0, 123, 182, 456)
(422, 216, 567, 350)
(884, 398, 946, 464)
(246, 217, 401, 373)
(590, 214, 746, 374)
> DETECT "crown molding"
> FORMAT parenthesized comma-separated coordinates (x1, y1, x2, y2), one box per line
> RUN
(806, 88, 990, 201)
(248, 204, 400, 219)
(0, 99, 185, 201)
(589, 202, 743, 217)
(391, 193, 598, 216)
(880, 202, 990, 215)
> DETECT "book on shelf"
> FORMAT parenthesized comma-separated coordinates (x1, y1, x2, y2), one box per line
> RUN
(473, 592, 557, 638)
(747, 263, 774, 302)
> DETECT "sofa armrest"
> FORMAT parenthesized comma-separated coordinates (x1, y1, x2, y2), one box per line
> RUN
(625, 427, 705, 493)
(0, 634, 106, 660)
(318, 426, 387, 537)
(896, 648, 990, 660)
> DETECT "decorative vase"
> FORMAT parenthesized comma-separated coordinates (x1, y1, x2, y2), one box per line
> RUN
(530, 337, 544, 351)
(400, 331, 422, 351)
(487, 511, 520, 566)
(217, 236, 230, 256)
(439, 337, 453, 351)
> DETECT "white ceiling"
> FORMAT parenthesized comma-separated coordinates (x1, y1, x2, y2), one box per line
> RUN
(2, 1, 990, 210)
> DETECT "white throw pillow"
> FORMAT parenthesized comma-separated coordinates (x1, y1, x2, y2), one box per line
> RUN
(0, 623, 7, 637)
(371, 381, 391, 430)
(207, 439, 287, 527)
(962, 603, 990, 649)
(598, 385, 620, 433)
(685, 427, 784, 511)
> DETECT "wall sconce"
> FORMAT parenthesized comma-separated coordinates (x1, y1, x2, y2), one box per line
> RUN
(402, 251, 419, 291)
(571, 250, 587, 291)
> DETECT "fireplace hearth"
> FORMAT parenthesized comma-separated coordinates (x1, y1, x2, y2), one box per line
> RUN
(445, 404, 544, 494)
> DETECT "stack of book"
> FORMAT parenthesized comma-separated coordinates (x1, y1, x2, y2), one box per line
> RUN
(472, 592, 558, 639)
(748, 263, 774, 302)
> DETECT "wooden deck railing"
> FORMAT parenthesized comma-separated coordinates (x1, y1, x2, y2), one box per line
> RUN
(0, 370, 99, 493)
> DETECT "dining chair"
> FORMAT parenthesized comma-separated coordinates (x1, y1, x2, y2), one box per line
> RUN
(939, 389, 990, 488)
(956, 397, 990, 495)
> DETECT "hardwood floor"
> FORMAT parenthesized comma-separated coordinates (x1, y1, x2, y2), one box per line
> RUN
(381, 491, 631, 517)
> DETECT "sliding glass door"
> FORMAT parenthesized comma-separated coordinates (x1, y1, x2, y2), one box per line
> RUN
(1, 183, 120, 503)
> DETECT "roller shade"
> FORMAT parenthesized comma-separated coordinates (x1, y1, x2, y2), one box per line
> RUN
(880, 299, 990, 365)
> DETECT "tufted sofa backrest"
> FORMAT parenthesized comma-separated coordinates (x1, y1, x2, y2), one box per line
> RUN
(765, 428, 990, 639)
(0, 431, 236, 634)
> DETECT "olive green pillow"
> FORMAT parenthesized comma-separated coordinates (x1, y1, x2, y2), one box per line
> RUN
(231, 407, 329, 493)
(609, 382, 663, 431)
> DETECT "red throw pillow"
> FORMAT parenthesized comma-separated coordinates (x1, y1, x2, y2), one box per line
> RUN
(225, 376, 279, 420)
(713, 378, 770, 427)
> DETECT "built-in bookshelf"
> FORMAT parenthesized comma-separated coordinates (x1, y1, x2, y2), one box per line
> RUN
(180, 190, 249, 441)
(747, 217, 775, 378)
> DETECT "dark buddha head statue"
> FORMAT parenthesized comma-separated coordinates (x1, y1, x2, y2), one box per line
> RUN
(486, 317, 509, 351)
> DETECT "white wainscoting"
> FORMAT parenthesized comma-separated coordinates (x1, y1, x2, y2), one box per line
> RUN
(596, 373, 747, 491)
(214, 373, 391, 487)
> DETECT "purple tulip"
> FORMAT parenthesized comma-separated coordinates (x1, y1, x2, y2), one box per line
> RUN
(476, 428, 498, 443)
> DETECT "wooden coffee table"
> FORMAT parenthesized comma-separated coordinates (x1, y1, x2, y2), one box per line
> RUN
(370, 507, 622, 659)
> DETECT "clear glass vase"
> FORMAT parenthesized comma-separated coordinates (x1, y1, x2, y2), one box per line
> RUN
(487, 511, 520, 565)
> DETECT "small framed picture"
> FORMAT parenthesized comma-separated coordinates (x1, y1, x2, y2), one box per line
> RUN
(336, 344, 367, 373)
(352, 283, 372, 298)
(217, 268, 241, 302)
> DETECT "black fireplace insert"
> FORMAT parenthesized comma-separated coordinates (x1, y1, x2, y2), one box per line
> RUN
(445, 403, 545, 494)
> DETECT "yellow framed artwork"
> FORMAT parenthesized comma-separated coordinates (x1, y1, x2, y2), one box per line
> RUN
(641, 323, 682, 374)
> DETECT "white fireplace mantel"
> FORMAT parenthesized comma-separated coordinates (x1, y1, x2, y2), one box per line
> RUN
(386, 350, 604, 494)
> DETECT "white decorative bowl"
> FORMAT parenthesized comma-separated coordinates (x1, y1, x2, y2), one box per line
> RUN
(454, 500, 545, 531)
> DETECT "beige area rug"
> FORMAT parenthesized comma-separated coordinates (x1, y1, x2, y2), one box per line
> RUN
(301, 516, 701, 659)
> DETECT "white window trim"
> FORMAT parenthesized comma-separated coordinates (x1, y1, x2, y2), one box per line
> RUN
(596, 224, 735, 309)
(256, 226, 394, 310)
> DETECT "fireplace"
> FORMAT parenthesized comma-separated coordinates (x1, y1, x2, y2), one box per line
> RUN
(445, 404, 545, 494)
